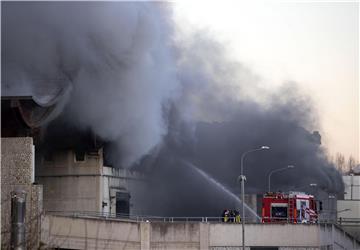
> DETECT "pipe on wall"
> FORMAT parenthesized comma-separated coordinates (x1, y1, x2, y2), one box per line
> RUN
(10, 190, 27, 250)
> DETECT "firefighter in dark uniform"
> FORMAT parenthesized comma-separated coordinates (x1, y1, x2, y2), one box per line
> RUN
(235, 210, 241, 223)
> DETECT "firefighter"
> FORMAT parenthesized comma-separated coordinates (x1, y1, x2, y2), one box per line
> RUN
(230, 210, 235, 222)
(235, 210, 241, 223)
(222, 209, 230, 222)
(300, 204, 306, 223)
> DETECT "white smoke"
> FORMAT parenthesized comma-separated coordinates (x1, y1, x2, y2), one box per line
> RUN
(3, 2, 180, 167)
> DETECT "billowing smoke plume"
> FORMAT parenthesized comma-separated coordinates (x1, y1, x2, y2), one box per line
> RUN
(2, 2, 179, 167)
(132, 36, 343, 216)
(2, 2, 343, 216)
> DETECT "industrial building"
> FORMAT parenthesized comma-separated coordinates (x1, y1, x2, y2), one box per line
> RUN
(1, 96, 147, 248)
(36, 148, 146, 216)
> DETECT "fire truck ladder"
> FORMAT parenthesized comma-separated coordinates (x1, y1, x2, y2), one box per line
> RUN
(288, 197, 295, 223)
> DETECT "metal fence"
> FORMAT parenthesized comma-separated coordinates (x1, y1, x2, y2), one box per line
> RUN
(46, 211, 254, 223)
(338, 217, 360, 225)
(46, 210, 358, 225)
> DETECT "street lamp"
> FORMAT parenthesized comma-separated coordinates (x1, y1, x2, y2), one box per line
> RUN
(328, 194, 336, 222)
(267, 165, 295, 192)
(239, 145, 270, 250)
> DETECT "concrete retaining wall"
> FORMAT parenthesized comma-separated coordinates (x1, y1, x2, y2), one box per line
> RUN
(41, 216, 141, 249)
(41, 215, 360, 250)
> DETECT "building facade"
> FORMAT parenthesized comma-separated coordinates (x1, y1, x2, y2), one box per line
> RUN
(36, 148, 146, 216)
(337, 169, 360, 240)
(1, 96, 147, 249)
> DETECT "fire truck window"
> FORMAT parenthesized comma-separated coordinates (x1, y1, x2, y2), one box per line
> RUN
(271, 206, 287, 218)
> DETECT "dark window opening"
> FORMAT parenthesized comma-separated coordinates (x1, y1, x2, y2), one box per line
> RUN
(116, 192, 130, 217)
(271, 206, 287, 218)
(74, 150, 85, 162)
(44, 151, 53, 162)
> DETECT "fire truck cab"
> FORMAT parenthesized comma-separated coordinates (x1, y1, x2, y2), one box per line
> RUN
(262, 191, 318, 223)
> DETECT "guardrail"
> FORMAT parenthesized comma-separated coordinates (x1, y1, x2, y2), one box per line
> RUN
(46, 211, 254, 223)
(46, 211, 351, 225)
(338, 217, 360, 225)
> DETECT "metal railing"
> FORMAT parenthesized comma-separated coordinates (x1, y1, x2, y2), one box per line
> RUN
(46, 211, 255, 223)
(261, 216, 333, 224)
(46, 210, 350, 225)
(338, 217, 360, 226)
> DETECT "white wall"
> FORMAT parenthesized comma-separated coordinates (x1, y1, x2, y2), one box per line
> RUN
(343, 175, 360, 200)
(337, 175, 360, 240)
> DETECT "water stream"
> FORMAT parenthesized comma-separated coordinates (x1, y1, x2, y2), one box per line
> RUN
(185, 161, 261, 221)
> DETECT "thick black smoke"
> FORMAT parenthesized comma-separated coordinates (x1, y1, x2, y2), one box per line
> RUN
(2, 2, 343, 216)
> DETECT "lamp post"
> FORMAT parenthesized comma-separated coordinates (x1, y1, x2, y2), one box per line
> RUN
(267, 165, 295, 193)
(239, 146, 269, 250)
(328, 194, 336, 222)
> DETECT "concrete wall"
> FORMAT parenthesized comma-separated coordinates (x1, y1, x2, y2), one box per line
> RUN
(37, 149, 104, 212)
(1, 137, 43, 249)
(41, 215, 360, 250)
(337, 200, 360, 219)
(41, 215, 141, 249)
(150, 222, 200, 250)
(40, 175, 101, 212)
(37, 149, 103, 176)
(343, 175, 360, 200)
(37, 150, 146, 215)
(337, 200, 360, 240)
(209, 224, 321, 248)
(336, 175, 360, 240)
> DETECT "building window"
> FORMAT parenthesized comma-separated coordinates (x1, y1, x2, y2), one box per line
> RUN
(116, 192, 130, 217)
(74, 150, 86, 162)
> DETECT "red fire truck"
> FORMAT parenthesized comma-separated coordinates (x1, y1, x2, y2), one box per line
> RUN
(262, 191, 318, 223)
